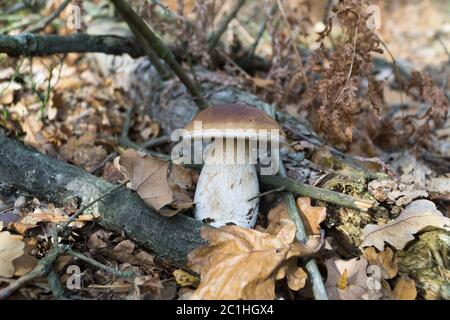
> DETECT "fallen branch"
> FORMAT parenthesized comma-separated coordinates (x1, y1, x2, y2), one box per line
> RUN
(0, 33, 145, 57)
(260, 175, 374, 211)
(0, 131, 206, 265)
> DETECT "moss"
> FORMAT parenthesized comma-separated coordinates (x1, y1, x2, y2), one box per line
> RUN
(398, 230, 450, 300)
(321, 172, 385, 256)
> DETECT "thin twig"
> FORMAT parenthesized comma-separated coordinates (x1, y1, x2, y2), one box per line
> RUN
(275, 0, 309, 90)
(129, 24, 170, 79)
(89, 151, 119, 174)
(25, 0, 71, 33)
(323, 0, 334, 24)
(47, 269, 66, 299)
(377, 37, 405, 105)
(62, 246, 134, 278)
(140, 135, 170, 149)
(110, 0, 210, 110)
(4, 2, 26, 14)
(247, 186, 285, 201)
(59, 179, 130, 230)
(121, 105, 133, 141)
(208, 0, 247, 51)
(335, 26, 358, 105)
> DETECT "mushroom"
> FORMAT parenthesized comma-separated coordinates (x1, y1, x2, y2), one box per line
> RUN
(181, 104, 285, 228)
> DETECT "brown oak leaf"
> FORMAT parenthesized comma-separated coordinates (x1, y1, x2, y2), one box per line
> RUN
(296, 197, 327, 235)
(187, 218, 321, 299)
(362, 200, 450, 250)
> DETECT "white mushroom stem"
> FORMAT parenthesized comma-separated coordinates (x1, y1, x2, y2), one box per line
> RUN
(194, 141, 259, 228)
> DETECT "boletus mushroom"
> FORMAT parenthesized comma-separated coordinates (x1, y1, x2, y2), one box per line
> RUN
(180, 104, 285, 228)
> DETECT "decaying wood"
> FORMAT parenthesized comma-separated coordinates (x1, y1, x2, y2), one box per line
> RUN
(0, 131, 206, 265)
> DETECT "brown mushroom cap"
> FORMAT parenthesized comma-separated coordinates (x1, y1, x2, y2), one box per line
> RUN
(183, 104, 285, 142)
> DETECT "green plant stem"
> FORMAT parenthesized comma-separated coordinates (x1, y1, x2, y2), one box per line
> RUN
(278, 161, 329, 300)
(260, 175, 373, 210)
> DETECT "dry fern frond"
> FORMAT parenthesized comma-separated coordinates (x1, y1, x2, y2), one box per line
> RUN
(307, 0, 384, 147)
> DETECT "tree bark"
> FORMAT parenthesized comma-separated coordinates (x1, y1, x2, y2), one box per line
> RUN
(0, 33, 144, 57)
(0, 131, 206, 265)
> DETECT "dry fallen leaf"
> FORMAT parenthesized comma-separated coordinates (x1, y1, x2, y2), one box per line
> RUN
(187, 217, 321, 299)
(88, 229, 113, 250)
(296, 197, 327, 235)
(0, 231, 25, 278)
(286, 262, 308, 291)
(116, 149, 193, 213)
(363, 247, 398, 279)
(362, 200, 450, 251)
(116, 149, 173, 210)
(60, 131, 107, 171)
(13, 238, 38, 277)
(112, 240, 155, 268)
(325, 257, 369, 300)
(393, 275, 417, 300)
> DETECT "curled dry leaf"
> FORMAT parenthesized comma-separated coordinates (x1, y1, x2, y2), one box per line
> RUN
(60, 131, 107, 171)
(387, 190, 428, 207)
(296, 197, 327, 235)
(325, 257, 369, 300)
(363, 247, 398, 279)
(0, 231, 25, 278)
(112, 240, 155, 268)
(13, 238, 38, 277)
(115, 149, 193, 213)
(362, 200, 450, 251)
(187, 217, 321, 300)
(116, 149, 172, 210)
(393, 275, 417, 300)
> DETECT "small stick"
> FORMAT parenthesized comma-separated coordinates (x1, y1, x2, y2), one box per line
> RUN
(260, 174, 374, 211)
(89, 151, 119, 174)
(275, 0, 309, 90)
(60, 179, 130, 230)
(129, 24, 170, 79)
(110, 0, 210, 110)
(61, 246, 134, 278)
(47, 269, 66, 299)
(247, 186, 285, 201)
(334, 27, 358, 105)
(25, 0, 71, 33)
(140, 135, 170, 149)
(208, 0, 247, 51)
